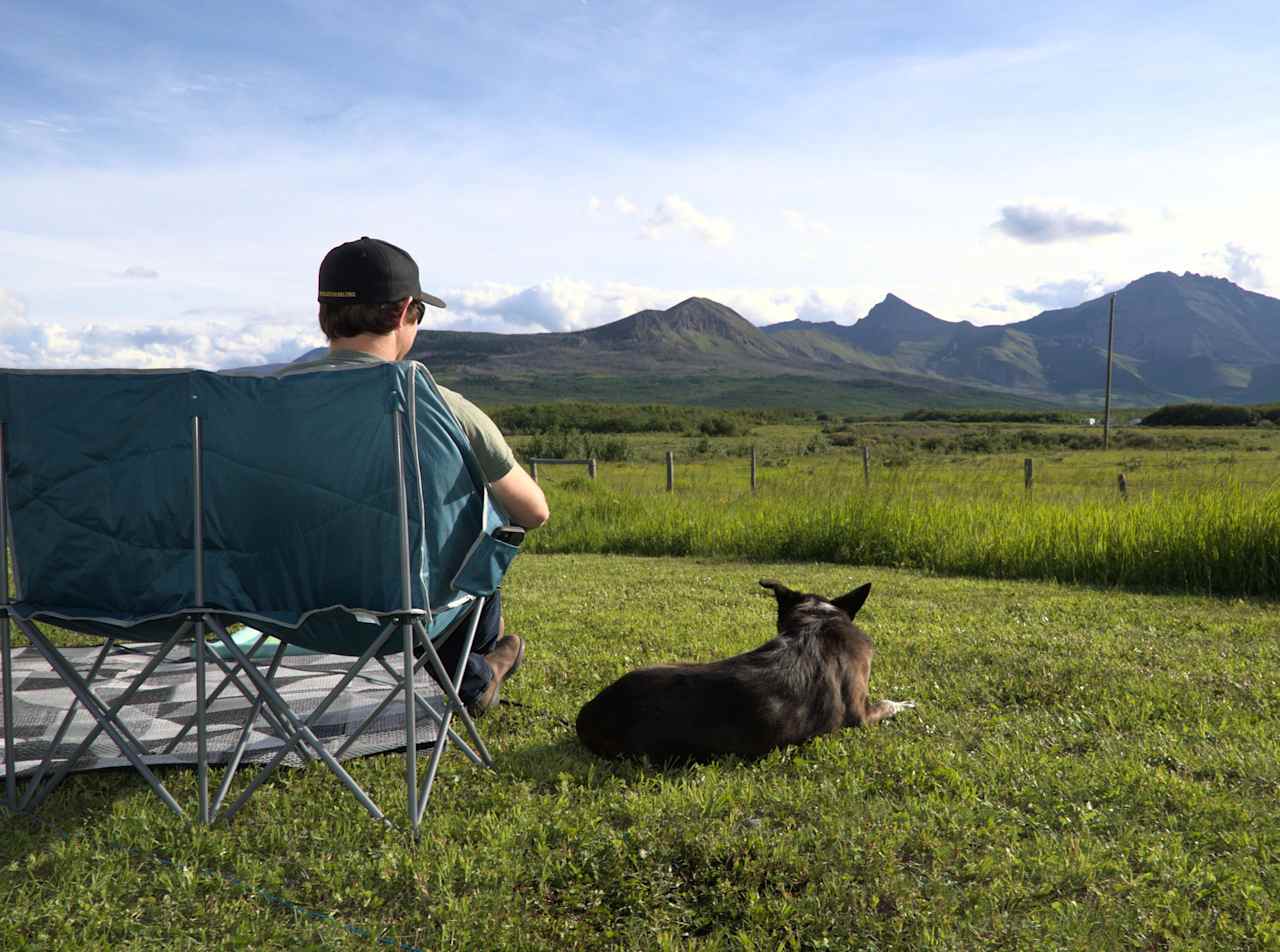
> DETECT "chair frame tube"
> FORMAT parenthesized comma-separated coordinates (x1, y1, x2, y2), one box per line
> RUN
(23, 621, 192, 812)
(19, 637, 117, 811)
(159, 629, 291, 756)
(192, 415, 210, 824)
(1, 420, 15, 812)
(18, 617, 187, 817)
(209, 615, 389, 825)
(219, 616, 399, 823)
(393, 412, 418, 834)
(209, 641, 288, 819)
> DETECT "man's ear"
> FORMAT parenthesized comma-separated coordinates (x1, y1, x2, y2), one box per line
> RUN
(759, 579, 802, 608)
(832, 582, 872, 619)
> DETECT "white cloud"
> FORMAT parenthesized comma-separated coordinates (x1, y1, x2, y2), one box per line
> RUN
(584, 194, 640, 228)
(0, 278, 894, 369)
(0, 295, 323, 370)
(443, 279, 673, 333)
(782, 209, 832, 239)
(1010, 274, 1114, 309)
(641, 195, 735, 246)
(730, 287, 867, 326)
(0, 287, 25, 319)
(993, 202, 1128, 244)
(587, 191, 735, 246)
(120, 265, 160, 279)
(434, 281, 872, 335)
(1206, 243, 1267, 291)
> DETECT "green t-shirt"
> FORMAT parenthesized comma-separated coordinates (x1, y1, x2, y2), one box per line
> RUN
(282, 350, 517, 483)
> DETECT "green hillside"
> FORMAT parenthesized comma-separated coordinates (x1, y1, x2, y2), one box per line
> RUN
(407, 273, 1280, 414)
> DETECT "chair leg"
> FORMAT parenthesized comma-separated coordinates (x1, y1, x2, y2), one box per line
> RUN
(194, 619, 209, 824)
(209, 617, 390, 824)
(208, 641, 288, 821)
(336, 652, 430, 758)
(160, 628, 289, 755)
(371, 656, 484, 768)
(19, 620, 187, 818)
(21, 621, 191, 814)
(1, 613, 15, 813)
(412, 618, 493, 769)
(218, 617, 398, 824)
(413, 607, 493, 827)
(403, 621, 417, 837)
(17, 637, 117, 811)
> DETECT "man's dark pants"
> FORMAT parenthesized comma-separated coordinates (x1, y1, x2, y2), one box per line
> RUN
(428, 591, 503, 704)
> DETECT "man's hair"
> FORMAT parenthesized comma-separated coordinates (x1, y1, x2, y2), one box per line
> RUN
(318, 299, 418, 340)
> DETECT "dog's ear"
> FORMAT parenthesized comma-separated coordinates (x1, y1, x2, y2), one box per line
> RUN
(832, 582, 872, 619)
(759, 579, 802, 607)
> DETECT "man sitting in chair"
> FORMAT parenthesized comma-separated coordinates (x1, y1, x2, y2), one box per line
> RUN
(287, 236, 550, 716)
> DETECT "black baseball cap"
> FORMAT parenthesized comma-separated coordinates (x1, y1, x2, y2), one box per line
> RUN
(317, 237, 446, 309)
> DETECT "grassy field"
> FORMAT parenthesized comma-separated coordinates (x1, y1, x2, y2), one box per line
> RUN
(517, 425, 1280, 598)
(507, 418, 1280, 466)
(4, 554, 1279, 949)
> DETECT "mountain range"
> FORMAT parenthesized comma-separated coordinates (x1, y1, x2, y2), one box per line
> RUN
(404, 271, 1280, 412)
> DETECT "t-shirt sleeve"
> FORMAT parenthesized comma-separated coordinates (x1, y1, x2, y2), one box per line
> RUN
(438, 387, 517, 484)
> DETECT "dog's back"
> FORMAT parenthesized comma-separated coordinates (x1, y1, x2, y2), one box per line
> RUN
(576, 579, 913, 761)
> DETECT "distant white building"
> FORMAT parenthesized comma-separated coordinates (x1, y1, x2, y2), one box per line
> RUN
(1087, 417, 1097, 426)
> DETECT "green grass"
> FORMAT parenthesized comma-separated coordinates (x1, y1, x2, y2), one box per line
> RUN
(521, 437, 1280, 597)
(4, 555, 1279, 949)
(509, 419, 1280, 465)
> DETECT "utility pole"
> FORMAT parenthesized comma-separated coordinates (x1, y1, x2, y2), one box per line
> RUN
(1103, 294, 1116, 450)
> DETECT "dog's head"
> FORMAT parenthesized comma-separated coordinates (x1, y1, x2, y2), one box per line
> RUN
(759, 579, 871, 633)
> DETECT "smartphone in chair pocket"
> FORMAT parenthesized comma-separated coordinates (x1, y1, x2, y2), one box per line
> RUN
(492, 525, 526, 546)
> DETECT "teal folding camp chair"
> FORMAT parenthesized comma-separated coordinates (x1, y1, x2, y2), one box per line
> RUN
(0, 362, 521, 834)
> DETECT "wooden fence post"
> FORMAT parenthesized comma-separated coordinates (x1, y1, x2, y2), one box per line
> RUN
(862, 446, 870, 487)
(666, 451, 675, 492)
(1024, 458, 1033, 492)
(750, 446, 757, 493)
(588, 458, 597, 480)
(530, 460, 539, 483)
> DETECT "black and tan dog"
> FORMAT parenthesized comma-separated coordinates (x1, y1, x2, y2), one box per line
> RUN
(576, 579, 915, 761)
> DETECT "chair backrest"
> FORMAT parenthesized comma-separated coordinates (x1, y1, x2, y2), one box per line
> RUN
(0, 363, 499, 652)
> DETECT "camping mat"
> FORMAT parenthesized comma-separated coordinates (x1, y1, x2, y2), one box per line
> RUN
(0, 642, 444, 778)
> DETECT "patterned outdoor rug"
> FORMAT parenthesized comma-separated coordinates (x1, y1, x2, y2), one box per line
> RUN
(0, 641, 444, 778)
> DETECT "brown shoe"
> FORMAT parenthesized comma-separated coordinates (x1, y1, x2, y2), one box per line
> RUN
(466, 635, 525, 717)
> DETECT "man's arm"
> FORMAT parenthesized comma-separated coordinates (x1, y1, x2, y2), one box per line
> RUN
(490, 464, 550, 529)
(433, 385, 550, 528)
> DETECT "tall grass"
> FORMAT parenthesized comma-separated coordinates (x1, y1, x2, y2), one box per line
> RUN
(528, 458, 1280, 596)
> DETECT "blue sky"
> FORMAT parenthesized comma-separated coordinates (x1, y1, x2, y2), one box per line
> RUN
(2, 0, 1277, 367)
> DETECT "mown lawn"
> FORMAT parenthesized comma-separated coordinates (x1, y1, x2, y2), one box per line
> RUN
(3, 554, 1279, 950)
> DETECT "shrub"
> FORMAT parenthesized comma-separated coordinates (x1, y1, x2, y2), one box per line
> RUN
(522, 429, 583, 459)
(698, 414, 749, 437)
(583, 435, 631, 462)
(1142, 403, 1260, 427)
(491, 402, 772, 436)
(902, 408, 1081, 424)
(522, 429, 631, 462)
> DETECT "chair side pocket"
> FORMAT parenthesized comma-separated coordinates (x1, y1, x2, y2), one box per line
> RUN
(452, 531, 521, 596)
